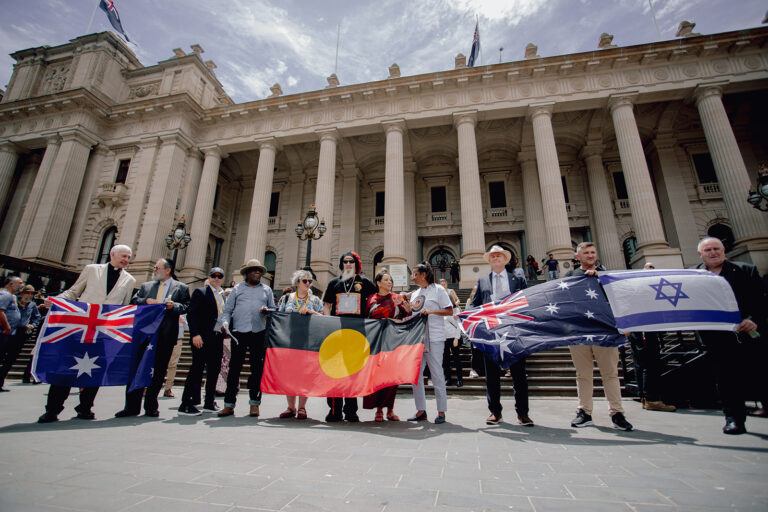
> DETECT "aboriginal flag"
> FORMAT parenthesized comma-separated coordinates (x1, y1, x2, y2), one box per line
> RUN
(262, 312, 426, 397)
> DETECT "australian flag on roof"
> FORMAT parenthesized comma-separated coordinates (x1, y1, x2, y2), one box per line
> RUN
(467, 20, 480, 67)
(99, 0, 130, 42)
(31, 298, 165, 391)
(458, 275, 625, 368)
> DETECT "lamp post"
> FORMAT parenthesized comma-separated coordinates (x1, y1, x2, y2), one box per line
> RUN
(295, 205, 327, 269)
(164, 215, 192, 269)
(747, 164, 768, 212)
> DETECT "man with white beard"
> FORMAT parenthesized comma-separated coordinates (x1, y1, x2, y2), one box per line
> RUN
(321, 251, 376, 422)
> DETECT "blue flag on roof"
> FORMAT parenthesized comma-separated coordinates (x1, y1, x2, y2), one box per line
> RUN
(467, 21, 480, 67)
(31, 298, 165, 391)
(99, 0, 130, 42)
(458, 275, 625, 368)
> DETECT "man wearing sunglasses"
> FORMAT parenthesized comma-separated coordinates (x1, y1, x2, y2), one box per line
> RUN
(178, 267, 227, 415)
(321, 251, 377, 422)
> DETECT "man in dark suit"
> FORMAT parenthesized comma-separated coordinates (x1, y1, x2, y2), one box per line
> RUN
(696, 237, 765, 435)
(177, 267, 226, 416)
(115, 258, 190, 418)
(471, 245, 532, 426)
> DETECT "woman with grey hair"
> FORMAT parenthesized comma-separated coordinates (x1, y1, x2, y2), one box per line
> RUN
(276, 269, 324, 419)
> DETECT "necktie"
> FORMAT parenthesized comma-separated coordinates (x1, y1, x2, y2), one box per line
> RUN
(495, 273, 502, 297)
(155, 281, 166, 301)
(213, 289, 223, 314)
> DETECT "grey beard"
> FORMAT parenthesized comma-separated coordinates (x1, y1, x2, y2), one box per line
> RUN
(340, 269, 355, 281)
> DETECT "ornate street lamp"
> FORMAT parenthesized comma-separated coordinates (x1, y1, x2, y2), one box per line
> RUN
(164, 215, 192, 269)
(747, 164, 768, 212)
(295, 205, 327, 268)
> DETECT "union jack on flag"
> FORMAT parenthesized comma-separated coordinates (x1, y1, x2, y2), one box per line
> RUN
(459, 275, 625, 368)
(99, 0, 130, 42)
(32, 298, 165, 389)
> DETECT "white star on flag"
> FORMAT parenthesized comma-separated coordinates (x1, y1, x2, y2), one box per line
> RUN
(545, 303, 559, 314)
(584, 335, 595, 342)
(147, 344, 154, 351)
(584, 310, 595, 319)
(585, 288, 598, 299)
(557, 281, 569, 290)
(70, 352, 101, 377)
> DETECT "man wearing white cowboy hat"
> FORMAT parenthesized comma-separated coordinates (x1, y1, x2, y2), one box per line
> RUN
(470, 245, 533, 426)
(216, 258, 275, 418)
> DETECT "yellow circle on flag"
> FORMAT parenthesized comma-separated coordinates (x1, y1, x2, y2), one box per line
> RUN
(318, 329, 371, 379)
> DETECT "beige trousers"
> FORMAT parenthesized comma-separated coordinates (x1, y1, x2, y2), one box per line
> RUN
(568, 344, 624, 416)
(164, 338, 183, 391)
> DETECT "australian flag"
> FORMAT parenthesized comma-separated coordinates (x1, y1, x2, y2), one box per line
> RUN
(31, 298, 165, 391)
(458, 275, 625, 368)
(467, 20, 480, 67)
(99, 0, 130, 42)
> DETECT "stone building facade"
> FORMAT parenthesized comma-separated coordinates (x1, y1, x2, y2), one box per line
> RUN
(0, 28, 767, 290)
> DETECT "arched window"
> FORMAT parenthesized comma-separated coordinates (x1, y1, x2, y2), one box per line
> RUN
(707, 224, 734, 253)
(429, 247, 455, 283)
(372, 251, 384, 275)
(264, 251, 277, 278)
(96, 227, 117, 264)
(622, 236, 637, 269)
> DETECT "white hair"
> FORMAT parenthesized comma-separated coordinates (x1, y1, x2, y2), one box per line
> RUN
(290, 269, 313, 287)
(697, 237, 723, 252)
(110, 244, 132, 256)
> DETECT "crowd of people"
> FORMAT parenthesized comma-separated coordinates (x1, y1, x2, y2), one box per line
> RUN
(0, 236, 764, 436)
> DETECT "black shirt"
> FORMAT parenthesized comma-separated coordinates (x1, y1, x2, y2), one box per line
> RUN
(322, 275, 377, 317)
(106, 265, 122, 295)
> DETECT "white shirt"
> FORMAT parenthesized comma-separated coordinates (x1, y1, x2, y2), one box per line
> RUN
(410, 283, 453, 342)
(492, 270, 510, 301)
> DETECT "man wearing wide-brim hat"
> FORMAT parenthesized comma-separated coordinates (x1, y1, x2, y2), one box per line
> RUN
(470, 245, 533, 427)
(216, 258, 275, 418)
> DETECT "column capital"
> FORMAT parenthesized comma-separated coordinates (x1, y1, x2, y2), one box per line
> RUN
(341, 164, 361, 180)
(607, 93, 638, 114)
(58, 128, 98, 148)
(527, 102, 554, 121)
(316, 128, 340, 144)
(452, 110, 477, 128)
(0, 141, 22, 156)
(694, 82, 727, 106)
(158, 131, 194, 150)
(199, 145, 225, 160)
(517, 149, 537, 164)
(579, 144, 604, 161)
(255, 137, 282, 153)
(382, 119, 406, 135)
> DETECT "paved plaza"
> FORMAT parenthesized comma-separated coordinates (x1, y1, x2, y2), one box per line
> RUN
(0, 383, 766, 512)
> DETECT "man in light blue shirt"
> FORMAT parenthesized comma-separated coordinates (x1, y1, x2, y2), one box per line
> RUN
(217, 258, 275, 418)
(0, 276, 24, 392)
(0, 283, 40, 391)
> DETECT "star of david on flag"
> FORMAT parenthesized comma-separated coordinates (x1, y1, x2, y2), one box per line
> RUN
(32, 298, 165, 390)
(598, 269, 741, 332)
(458, 275, 625, 368)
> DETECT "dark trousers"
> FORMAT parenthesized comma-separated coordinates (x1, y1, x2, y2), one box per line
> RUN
(123, 331, 177, 414)
(629, 332, 663, 401)
(362, 386, 397, 410)
(442, 338, 463, 383)
(0, 331, 27, 386)
(484, 354, 528, 417)
(702, 333, 748, 424)
(46, 385, 99, 415)
(224, 331, 265, 406)
(327, 397, 358, 418)
(181, 332, 224, 407)
(471, 346, 486, 376)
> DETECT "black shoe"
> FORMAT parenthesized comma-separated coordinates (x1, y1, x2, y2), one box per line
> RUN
(345, 414, 360, 423)
(571, 409, 594, 428)
(456, 379, 464, 388)
(144, 410, 160, 417)
(114, 409, 139, 418)
(202, 402, 220, 413)
(408, 411, 428, 421)
(434, 415, 446, 424)
(611, 412, 633, 431)
(325, 412, 343, 422)
(178, 404, 202, 416)
(37, 412, 59, 423)
(723, 420, 746, 435)
(76, 410, 95, 420)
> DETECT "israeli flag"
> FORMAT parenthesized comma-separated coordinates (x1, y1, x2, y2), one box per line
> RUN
(598, 269, 741, 332)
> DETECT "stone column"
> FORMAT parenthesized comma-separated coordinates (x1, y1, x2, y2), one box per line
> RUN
(0, 153, 40, 253)
(184, 147, 223, 277)
(382, 120, 407, 266)
(695, 84, 768, 270)
(609, 95, 682, 268)
(338, 165, 360, 259)
(20, 130, 96, 264)
(133, 133, 191, 279)
(529, 103, 572, 270)
(244, 138, 279, 263)
(310, 130, 339, 286)
(518, 149, 547, 264)
(118, 137, 161, 250)
(279, 171, 306, 284)
(581, 145, 624, 270)
(404, 162, 418, 268)
(0, 142, 21, 214)
(454, 111, 488, 286)
(175, 149, 205, 271)
(63, 146, 110, 265)
(10, 136, 60, 257)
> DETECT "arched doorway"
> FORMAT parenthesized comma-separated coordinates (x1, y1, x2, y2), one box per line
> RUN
(96, 226, 117, 264)
(429, 247, 455, 283)
(372, 251, 384, 276)
(707, 223, 734, 252)
(494, 243, 518, 272)
(622, 236, 637, 269)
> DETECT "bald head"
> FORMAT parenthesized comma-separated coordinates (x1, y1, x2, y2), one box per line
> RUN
(697, 237, 726, 271)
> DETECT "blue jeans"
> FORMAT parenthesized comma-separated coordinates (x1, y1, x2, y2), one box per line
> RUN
(548, 270, 558, 280)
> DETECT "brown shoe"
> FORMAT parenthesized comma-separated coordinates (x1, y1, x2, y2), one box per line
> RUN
(644, 400, 676, 412)
(217, 406, 235, 417)
(486, 413, 502, 425)
(249, 405, 260, 417)
(163, 389, 174, 398)
(518, 414, 534, 426)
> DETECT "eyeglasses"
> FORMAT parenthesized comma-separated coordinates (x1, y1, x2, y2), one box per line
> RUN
(210, 274, 224, 279)
(342, 259, 355, 264)
(152, 266, 162, 270)
(301, 279, 313, 284)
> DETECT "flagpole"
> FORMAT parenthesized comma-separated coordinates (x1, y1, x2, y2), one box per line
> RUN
(334, 23, 340, 75)
(86, 0, 101, 33)
(648, 0, 662, 40)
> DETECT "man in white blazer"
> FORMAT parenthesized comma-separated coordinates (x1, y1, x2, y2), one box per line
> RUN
(38, 245, 136, 423)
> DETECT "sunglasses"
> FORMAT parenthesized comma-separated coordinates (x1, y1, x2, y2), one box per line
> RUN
(342, 260, 355, 264)
(301, 279, 313, 284)
(210, 274, 224, 279)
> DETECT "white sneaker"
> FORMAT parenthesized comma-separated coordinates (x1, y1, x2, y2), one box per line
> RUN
(469, 370, 479, 378)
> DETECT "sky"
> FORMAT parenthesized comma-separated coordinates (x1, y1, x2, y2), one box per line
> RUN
(0, 0, 766, 104)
